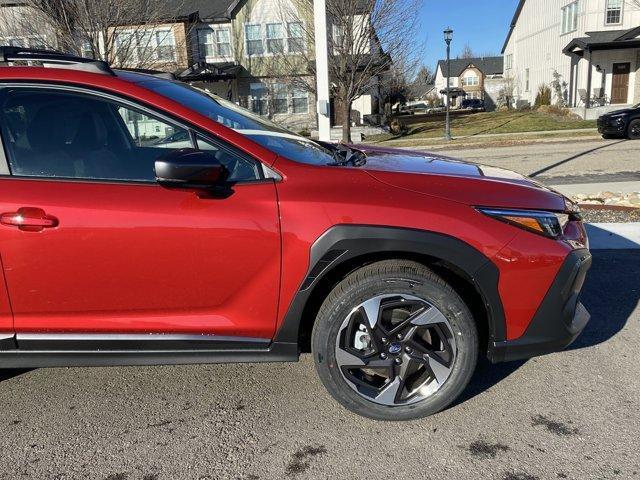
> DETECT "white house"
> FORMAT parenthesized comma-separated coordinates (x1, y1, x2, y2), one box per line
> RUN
(503, 0, 640, 118)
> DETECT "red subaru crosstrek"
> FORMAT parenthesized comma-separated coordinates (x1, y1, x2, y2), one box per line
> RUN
(0, 48, 591, 420)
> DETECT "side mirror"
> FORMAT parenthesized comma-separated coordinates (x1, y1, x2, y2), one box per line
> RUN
(154, 148, 228, 191)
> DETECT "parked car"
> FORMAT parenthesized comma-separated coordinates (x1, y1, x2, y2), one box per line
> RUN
(152, 129, 192, 149)
(396, 102, 430, 115)
(597, 103, 640, 140)
(461, 98, 486, 112)
(0, 48, 591, 421)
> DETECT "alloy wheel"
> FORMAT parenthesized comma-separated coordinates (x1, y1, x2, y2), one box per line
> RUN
(334, 293, 457, 406)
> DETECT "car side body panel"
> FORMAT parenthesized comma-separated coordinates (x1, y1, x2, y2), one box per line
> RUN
(0, 178, 281, 338)
(271, 156, 572, 343)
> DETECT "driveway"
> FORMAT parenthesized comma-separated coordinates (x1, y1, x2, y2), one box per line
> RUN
(432, 138, 640, 185)
(0, 250, 638, 480)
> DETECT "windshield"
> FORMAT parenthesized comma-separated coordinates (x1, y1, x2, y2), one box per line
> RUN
(135, 78, 336, 165)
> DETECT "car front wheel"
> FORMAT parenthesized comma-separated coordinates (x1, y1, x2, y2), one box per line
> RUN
(312, 260, 478, 421)
(627, 119, 640, 140)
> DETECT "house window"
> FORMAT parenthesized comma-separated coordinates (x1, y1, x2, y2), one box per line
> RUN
(605, 0, 622, 24)
(216, 29, 231, 56)
(273, 84, 288, 114)
(198, 27, 231, 58)
(525, 68, 530, 92)
(136, 30, 154, 61)
(332, 24, 344, 51)
(287, 22, 304, 53)
(266, 23, 284, 54)
(463, 73, 479, 86)
(198, 29, 215, 57)
(561, 2, 578, 34)
(291, 88, 308, 114)
(250, 83, 268, 115)
(156, 30, 176, 61)
(245, 24, 263, 56)
(81, 40, 95, 58)
(505, 54, 513, 70)
(115, 28, 176, 63)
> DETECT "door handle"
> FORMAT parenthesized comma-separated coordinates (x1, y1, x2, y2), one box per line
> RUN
(0, 207, 59, 232)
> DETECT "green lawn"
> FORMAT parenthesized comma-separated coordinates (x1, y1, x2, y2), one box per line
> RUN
(369, 110, 597, 144)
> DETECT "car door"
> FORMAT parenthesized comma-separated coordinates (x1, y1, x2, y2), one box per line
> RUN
(0, 84, 280, 342)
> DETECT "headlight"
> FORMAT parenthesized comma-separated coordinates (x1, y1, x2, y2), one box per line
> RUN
(609, 114, 627, 125)
(478, 208, 570, 239)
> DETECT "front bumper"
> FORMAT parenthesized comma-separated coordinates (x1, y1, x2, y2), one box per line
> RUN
(597, 118, 627, 135)
(488, 249, 592, 363)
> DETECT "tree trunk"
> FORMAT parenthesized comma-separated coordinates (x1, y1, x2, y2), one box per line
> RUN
(341, 100, 352, 143)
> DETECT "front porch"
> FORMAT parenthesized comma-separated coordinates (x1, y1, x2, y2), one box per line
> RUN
(563, 27, 640, 119)
(569, 103, 633, 120)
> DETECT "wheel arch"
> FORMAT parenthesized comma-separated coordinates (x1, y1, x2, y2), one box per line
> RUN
(274, 225, 506, 358)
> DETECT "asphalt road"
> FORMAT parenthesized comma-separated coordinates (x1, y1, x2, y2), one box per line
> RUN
(434, 138, 640, 185)
(1, 250, 638, 480)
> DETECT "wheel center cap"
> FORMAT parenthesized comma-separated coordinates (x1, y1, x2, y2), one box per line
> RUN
(388, 342, 402, 355)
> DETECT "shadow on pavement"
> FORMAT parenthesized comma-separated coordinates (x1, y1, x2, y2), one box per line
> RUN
(456, 248, 639, 406)
(569, 249, 639, 350)
(528, 139, 626, 177)
(0, 369, 31, 384)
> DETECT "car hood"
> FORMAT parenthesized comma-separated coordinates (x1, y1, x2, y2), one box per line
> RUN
(355, 145, 568, 211)
(602, 108, 636, 116)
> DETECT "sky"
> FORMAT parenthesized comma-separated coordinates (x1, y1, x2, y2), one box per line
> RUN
(417, 0, 520, 73)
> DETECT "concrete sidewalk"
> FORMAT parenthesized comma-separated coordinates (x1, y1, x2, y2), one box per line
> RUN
(550, 181, 639, 196)
(586, 223, 640, 249)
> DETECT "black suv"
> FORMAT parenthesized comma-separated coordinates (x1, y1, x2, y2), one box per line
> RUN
(597, 103, 640, 140)
(460, 98, 485, 112)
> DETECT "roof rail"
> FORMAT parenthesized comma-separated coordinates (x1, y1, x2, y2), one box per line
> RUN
(0, 46, 115, 76)
(118, 67, 176, 80)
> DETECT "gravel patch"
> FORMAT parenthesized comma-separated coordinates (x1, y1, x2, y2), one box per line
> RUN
(580, 207, 640, 223)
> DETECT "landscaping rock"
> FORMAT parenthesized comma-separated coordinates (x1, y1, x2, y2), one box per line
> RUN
(571, 191, 640, 209)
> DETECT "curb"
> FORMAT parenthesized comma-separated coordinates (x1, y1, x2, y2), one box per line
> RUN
(586, 223, 640, 250)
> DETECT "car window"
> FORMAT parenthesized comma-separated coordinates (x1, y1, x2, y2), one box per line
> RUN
(196, 135, 262, 181)
(0, 87, 191, 182)
(132, 77, 337, 166)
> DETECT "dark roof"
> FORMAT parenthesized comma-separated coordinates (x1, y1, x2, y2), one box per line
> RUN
(170, 0, 236, 20)
(174, 0, 371, 20)
(502, 0, 526, 53)
(0, 0, 236, 21)
(436, 56, 503, 77)
(408, 83, 435, 100)
(563, 27, 640, 55)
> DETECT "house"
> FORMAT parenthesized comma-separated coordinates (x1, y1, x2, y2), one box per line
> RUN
(433, 56, 504, 110)
(0, 0, 384, 131)
(407, 83, 437, 102)
(502, 0, 640, 118)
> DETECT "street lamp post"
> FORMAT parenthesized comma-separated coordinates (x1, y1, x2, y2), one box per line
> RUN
(444, 27, 453, 141)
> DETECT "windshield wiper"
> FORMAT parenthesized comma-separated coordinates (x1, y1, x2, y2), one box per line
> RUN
(321, 143, 367, 167)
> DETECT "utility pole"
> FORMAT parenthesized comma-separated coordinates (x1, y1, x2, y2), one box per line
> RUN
(444, 27, 453, 141)
(314, 0, 331, 141)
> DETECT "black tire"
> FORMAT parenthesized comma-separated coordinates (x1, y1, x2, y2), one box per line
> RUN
(627, 119, 640, 140)
(312, 260, 478, 421)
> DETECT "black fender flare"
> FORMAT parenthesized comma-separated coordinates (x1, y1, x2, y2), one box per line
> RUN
(274, 225, 507, 352)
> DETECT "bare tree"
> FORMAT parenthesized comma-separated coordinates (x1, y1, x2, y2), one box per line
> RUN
(273, 0, 424, 141)
(459, 42, 474, 59)
(497, 74, 517, 110)
(381, 61, 410, 114)
(407, 64, 433, 99)
(0, 0, 189, 70)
